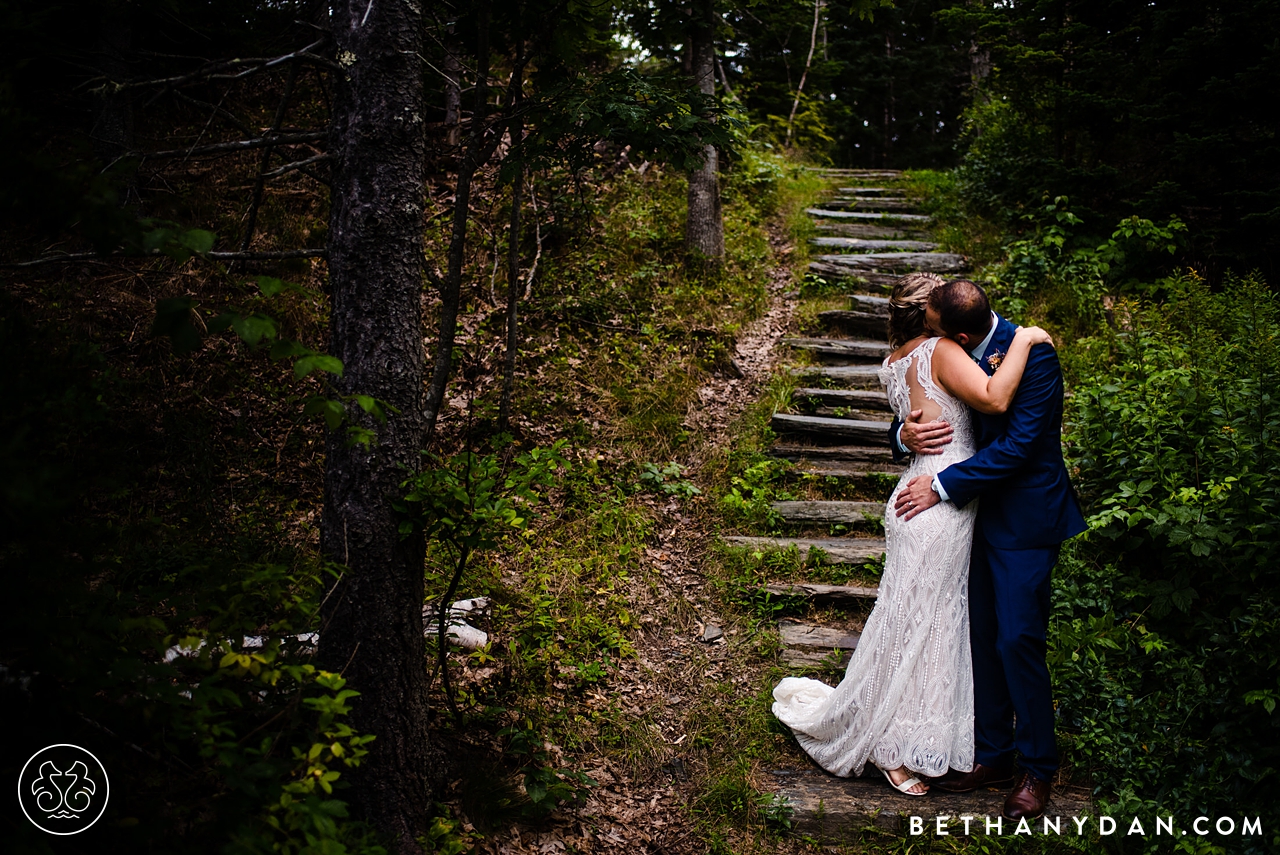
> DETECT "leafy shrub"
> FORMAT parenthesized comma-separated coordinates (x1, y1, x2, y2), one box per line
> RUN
(985, 197, 1185, 332)
(1052, 273, 1279, 852)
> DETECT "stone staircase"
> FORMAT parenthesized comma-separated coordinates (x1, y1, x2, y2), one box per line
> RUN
(727, 167, 1090, 837)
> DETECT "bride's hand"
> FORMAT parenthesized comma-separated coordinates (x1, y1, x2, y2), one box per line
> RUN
(1016, 325, 1055, 347)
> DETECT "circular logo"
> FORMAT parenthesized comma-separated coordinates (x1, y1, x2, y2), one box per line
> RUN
(17, 744, 109, 835)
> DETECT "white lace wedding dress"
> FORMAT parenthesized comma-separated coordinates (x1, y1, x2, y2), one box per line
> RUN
(772, 336, 977, 778)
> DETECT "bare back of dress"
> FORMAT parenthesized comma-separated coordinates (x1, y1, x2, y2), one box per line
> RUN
(772, 337, 977, 778)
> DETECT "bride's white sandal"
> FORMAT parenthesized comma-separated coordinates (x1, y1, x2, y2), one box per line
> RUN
(878, 765, 928, 797)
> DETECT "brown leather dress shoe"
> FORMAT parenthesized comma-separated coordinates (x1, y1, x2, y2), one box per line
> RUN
(930, 762, 1016, 793)
(1003, 771, 1051, 820)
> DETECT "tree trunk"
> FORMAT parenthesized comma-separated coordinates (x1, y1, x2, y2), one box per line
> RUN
(443, 22, 462, 148)
(785, 0, 823, 146)
(684, 0, 724, 261)
(238, 64, 300, 257)
(883, 32, 894, 168)
(424, 2, 492, 438)
(499, 116, 523, 431)
(318, 0, 442, 850)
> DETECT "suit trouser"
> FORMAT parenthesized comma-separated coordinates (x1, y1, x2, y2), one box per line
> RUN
(969, 526, 1060, 782)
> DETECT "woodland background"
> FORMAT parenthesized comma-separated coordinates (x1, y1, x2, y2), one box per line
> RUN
(1, 1, 1278, 853)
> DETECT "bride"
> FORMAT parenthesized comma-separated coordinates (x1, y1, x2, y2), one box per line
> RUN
(772, 273, 1054, 796)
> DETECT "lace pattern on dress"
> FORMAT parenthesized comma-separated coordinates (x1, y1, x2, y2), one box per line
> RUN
(772, 337, 978, 779)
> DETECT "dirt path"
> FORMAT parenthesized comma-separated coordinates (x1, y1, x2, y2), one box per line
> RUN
(470, 217, 806, 855)
(683, 230, 800, 452)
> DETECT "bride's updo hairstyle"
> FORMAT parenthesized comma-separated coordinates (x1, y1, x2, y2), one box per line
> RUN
(887, 272, 947, 348)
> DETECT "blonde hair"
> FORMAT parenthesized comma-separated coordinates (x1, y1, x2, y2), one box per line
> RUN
(887, 272, 947, 348)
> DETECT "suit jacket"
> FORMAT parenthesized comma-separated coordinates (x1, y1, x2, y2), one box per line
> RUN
(888, 316, 1087, 549)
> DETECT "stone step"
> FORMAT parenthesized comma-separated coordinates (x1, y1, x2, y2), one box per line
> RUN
(793, 387, 892, 411)
(771, 500, 885, 524)
(783, 337, 891, 362)
(809, 407, 893, 422)
(722, 536, 886, 566)
(770, 443, 896, 464)
(815, 222, 932, 240)
(816, 309, 886, 338)
(812, 237, 939, 252)
(771, 414, 889, 444)
(808, 208, 931, 222)
(831, 190, 909, 197)
(779, 619, 861, 667)
(814, 252, 966, 275)
(766, 581, 880, 600)
(824, 198, 919, 213)
(807, 263, 900, 291)
(767, 769, 1092, 840)
(850, 294, 891, 315)
(836, 187, 903, 196)
(785, 364, 884, 388)
(793, 458, 903, 479)
(809, 168, 903, 177)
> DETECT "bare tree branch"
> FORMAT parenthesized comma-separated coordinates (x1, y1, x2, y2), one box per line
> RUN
(524, 176, 542, 299)
(207, 249, 325, 261)
(4, 248, 326, 268)
(140, 131, 327, 161)
(264, 152, 333, 177)
(170, 91, 254, 136)
(82, 38, 331, 96)
(238, 65, 302, 256)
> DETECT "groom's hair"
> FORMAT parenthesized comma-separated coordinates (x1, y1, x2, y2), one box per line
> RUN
(929, 279, 991, 339)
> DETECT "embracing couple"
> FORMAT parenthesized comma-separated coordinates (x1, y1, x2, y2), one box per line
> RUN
(772, 274, 1086, 820)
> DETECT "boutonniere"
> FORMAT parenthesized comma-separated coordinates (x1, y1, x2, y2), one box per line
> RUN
(987, 350, 1005, 372)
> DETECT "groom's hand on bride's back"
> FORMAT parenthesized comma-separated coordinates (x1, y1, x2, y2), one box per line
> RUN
(901, 409, 953, 455)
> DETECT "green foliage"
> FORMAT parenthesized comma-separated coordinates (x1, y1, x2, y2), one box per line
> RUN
(1052, 274, 1280, 852)
(759, 792, 794, 831)
(419, 809, 480, 855)
(399, 441, 570, 721)
(637, 461, 702, 498)
(761, 90, 836, 156)
(1, 297, 387, 852)
(944, 0, 1280, 277)
(154, 562, 387, 855)
(152, 275, 395, 447)
(719, 456, 793, 530)
(216, 659, 385, 855)
(720, 0, 968, 167)
(797, 272, 847, 299)
(985, 196, 1185, 331)
(496, 722, 596, 817)
(398, 442, 569, 551)
(521, 68, 742, 175)
(908, 167, 1003, 265)
(716, 543, 810, 619)
(719, 116, 806, 206)
(809, 549, 885, 585)
(138, 219, 218, 262)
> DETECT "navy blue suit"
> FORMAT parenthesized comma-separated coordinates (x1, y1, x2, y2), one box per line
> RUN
(889, 316, 1086, 781)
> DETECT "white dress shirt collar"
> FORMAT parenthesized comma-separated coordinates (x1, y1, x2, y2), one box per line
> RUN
(968, 312, 999, 363)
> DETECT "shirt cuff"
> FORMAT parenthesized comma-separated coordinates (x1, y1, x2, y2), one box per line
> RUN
(895, 425, 908, 455)
(931, 475, 951, 503)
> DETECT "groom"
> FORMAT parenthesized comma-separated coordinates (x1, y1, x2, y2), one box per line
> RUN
(888, 279, 1086, 820)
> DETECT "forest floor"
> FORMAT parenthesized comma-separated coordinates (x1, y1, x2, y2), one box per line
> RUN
(444, 200, 813, 855)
